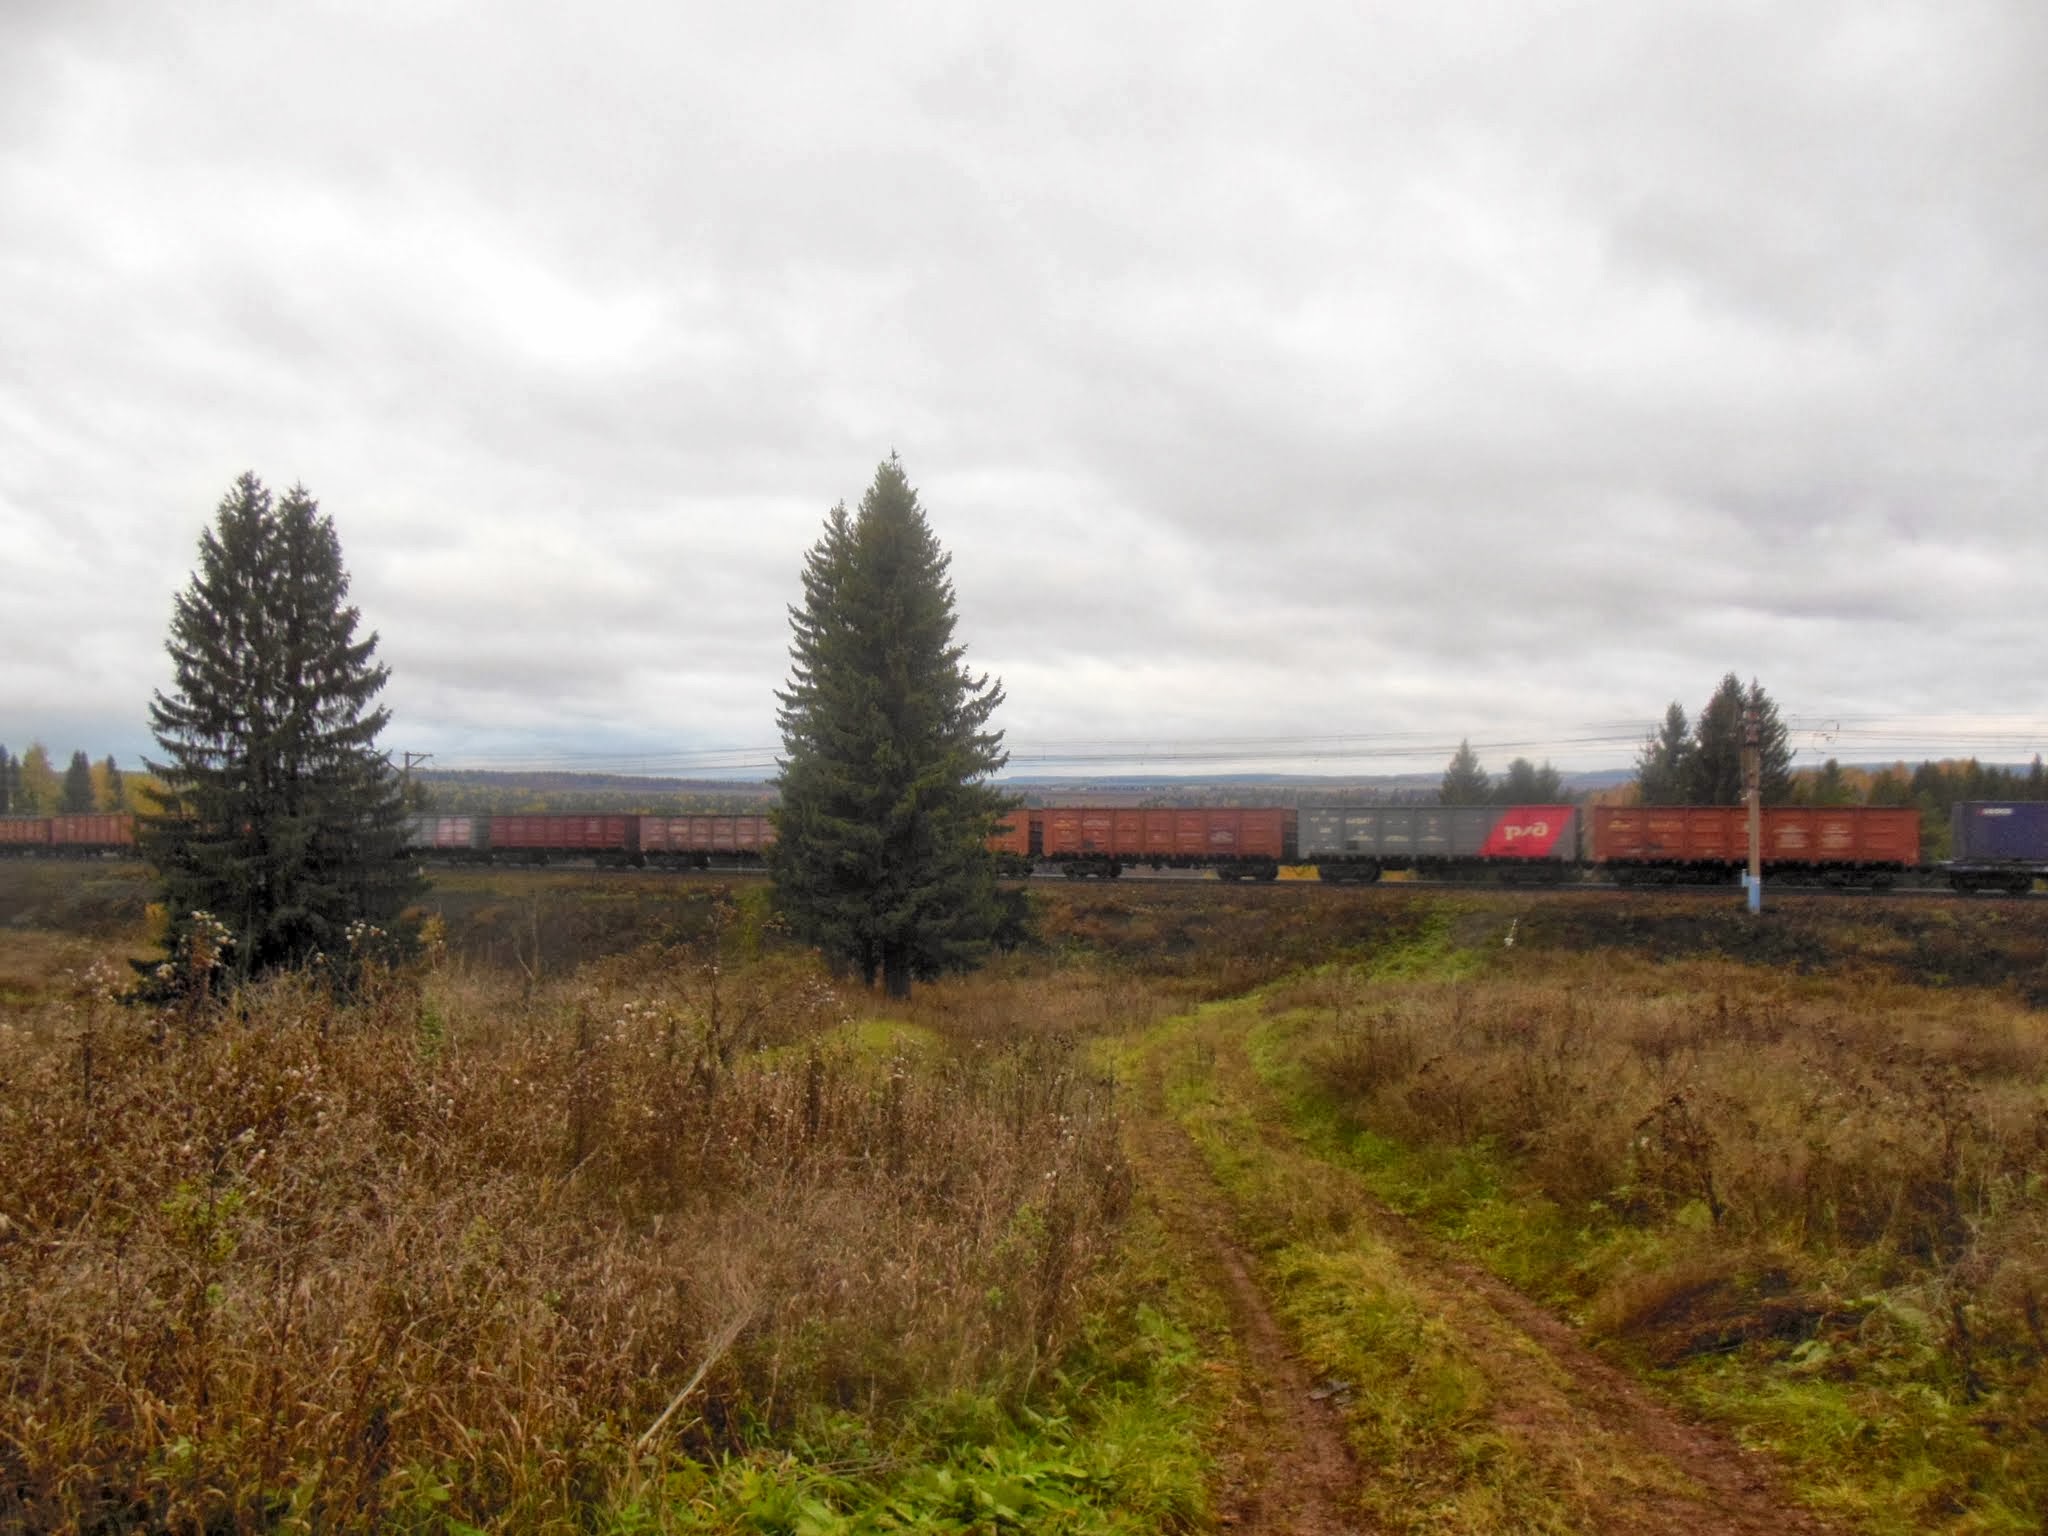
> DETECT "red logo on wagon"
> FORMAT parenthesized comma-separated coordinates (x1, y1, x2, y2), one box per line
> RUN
(1480, 807, 1571, 858)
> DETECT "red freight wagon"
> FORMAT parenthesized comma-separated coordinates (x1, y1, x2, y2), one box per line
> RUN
(49, 814, 136, 852)
(1186, 808, 1294, 863)
(1042, 807, 1120, 859)
(1764, 807, 1920, 868)
(1039, 805, 1294, 879)
(0, 817, 52, 852)
(1592, 806, 1919, 884)
(638, 814, 777, 865)
(487, 815, 639, 862)
(987, 812, 1033, 859)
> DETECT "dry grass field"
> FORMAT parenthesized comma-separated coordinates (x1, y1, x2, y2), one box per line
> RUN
(2, 862, 2045, 1531)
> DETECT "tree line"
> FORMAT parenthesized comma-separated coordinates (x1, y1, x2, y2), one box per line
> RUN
(0, 744, 129, 816)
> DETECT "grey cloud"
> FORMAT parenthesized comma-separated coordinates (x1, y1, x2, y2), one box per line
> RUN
(3, 1, 2044, 777)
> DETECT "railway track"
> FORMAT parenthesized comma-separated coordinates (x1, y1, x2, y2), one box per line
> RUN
(415, 859, 2042, 899)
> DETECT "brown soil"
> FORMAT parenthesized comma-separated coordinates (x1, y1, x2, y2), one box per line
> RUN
(1131, 1024, 1851, 1536)
(1314, 1139, 1844, 1535)
(1126, 1104, 1371, 1534)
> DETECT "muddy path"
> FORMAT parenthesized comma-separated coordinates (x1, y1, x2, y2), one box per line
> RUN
(1125, 1011, 1848, 1536)
(1124, 1088, 1371, 1534)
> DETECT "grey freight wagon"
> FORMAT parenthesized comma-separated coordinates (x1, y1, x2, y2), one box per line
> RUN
(1300, 804, 1581, 882)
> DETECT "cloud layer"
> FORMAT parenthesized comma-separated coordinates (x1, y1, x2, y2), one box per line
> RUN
(4, 1, 2044, 776)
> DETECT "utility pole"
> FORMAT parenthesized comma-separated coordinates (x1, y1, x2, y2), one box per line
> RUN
(401, 751, 433, 810)
(1742, 705, 1762, 914)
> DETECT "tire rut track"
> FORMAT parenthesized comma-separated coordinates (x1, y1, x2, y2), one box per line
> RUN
(1130, 1013, 1850, 1536)
(1127, 1061, 1374, 1534)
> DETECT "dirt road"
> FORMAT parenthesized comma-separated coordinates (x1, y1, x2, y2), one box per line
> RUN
(1125, 1007, 1845, 1536)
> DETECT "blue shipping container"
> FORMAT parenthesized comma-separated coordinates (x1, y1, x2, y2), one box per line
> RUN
(1949, 802, 2048, 863)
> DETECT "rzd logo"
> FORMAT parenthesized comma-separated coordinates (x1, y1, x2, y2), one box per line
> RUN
(1502, 821, 1551, 841)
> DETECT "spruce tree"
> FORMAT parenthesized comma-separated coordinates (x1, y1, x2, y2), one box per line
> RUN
(1686, 674, 1792, 806)
(1634, 703, 1693, 803)
(770, 457, 1011, 999)
(145, 473, 419, 984)
(0, 746, 11, 813)
(101, 756, 126, 811)
(1439, 739, 1491, 803)
(60, 750, 94, 813)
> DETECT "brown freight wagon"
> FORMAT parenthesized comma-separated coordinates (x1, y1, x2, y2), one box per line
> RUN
(49, 814, 137, 853)
(638, 814, 777, 867)
(1038, 805, 1294, 879)
(0, 817, 52, 853)
(1591, 805, 1920, 885)
(987, 811, 1035, 874)
(487, 814, 640, 864)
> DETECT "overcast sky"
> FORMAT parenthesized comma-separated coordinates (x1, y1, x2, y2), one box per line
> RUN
(4, 1, 2043, 779)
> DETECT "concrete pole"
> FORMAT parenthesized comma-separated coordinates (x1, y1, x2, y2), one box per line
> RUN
(1743, 704, 1762, 913)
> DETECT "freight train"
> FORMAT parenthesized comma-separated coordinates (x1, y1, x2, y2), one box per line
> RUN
(1020, 803, 1934, 887)
(0, 814, 138, 856)
(400, 802, 2041, 891)
(4, 803, 2043, 892)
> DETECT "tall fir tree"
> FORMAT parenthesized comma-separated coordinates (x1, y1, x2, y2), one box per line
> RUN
(60, 750, 95, 813)
(0, 745, 11, 813)
(770, 457, 1012, 999)
(145, 473, 419, 984)
(1439, 739, 1491, 803)
(1634, 702, 1693, 803)
(1686, 673, 1792, 806)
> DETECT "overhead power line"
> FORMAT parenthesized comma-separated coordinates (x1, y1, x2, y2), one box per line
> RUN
(409, 714, 2048, 779)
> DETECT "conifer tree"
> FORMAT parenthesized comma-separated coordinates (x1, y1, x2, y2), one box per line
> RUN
(1686, 674, 1792, 805)
(1439, 739, 1491, 803)
(145, 473, 419, 984)
(1494, 757, 1566, 803)
(1634, 703, 1693, 803)
(770, 457, 1011, 999)
(99, 755, 127, 810)
(0, 746, 11, 813)
(60, 750, 95, 813)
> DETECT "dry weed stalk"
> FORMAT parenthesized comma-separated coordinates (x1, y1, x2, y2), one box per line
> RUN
(0, 945, 1130, 1532)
